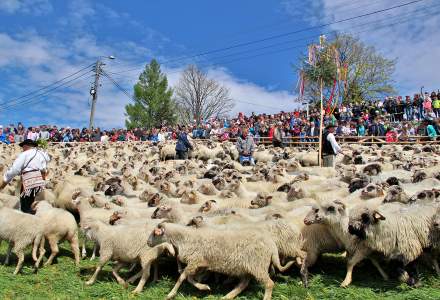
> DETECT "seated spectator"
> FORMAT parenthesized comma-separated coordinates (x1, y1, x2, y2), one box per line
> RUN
(425, 120, 438, 141)
(385, 127, 398, 143)
(149, 128, 159, 143)
(0, 126, 10, 144)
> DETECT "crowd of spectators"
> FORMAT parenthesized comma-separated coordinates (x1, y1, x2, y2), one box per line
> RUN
(1, 91, 439, 145)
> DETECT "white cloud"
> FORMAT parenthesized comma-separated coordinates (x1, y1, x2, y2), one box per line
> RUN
(0, 0, 52, 15)
(282, 0, 440, 95)
(0, 0, 298, 128)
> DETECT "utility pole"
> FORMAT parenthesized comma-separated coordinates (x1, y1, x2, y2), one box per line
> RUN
(89, 59, 102, 130)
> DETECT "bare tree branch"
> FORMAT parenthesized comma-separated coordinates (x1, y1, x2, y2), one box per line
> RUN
(175, 65, 234, 124)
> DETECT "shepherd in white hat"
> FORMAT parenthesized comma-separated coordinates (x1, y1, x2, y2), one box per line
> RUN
(0, 139, 50, 213)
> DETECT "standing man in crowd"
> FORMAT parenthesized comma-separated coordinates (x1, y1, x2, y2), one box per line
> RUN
(272, 122, 283, 148)
(321, 124, 344, 168)
(236, 126, 255, 165)
(0, 139, 50, 213)
(175, 126, 193, 159)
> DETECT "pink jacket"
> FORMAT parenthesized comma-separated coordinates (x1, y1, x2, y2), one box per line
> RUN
(423, 99, 432, 110)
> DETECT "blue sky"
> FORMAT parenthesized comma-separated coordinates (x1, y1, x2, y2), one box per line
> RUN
(0, 0, 439, 128)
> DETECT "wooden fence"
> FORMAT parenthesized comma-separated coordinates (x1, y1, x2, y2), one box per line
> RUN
(11, 135, 437, 149)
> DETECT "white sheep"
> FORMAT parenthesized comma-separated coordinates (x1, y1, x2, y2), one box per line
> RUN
(148, 222, 294, 300)
(32, 200, 80, 266)
(83, 219, 175, 293)
(0, 204, 46, 274)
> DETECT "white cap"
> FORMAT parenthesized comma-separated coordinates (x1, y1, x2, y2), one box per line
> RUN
(0, 125, 3, 129)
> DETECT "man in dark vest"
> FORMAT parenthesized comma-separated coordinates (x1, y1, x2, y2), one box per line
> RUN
(321, 124, 343, 167)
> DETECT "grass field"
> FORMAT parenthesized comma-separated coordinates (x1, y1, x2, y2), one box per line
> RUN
(0, 240, 439, 300)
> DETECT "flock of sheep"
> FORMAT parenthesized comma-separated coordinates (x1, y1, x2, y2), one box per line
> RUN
(0, 140, 439, 300)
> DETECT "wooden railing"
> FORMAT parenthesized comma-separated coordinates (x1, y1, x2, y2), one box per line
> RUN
(4, 135, 437, 149)
(222, 136, 439, 148)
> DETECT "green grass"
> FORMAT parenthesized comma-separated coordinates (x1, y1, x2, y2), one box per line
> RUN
(0, 240, 439, 300)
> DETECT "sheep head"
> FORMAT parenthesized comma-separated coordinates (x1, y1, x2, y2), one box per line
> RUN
(109, 211, 124, 225)
(362, 163, 382, 176)
(181, 191, 199, 204)
(287, 185, 305, 201)
(348, 207, 386, 240)
(187, 216, 204, 228)
(411, 170, 427, 183)
(147, 223, 167, 247)
(384, 185, 409, 203)
(199, 200, 217, 213)
(151, 205, 172, 219)
(198, 183, 217, 196)
(212, 176, 226, 190)
(303, 200, 346, 226)
(360, 183, 385, 199)
(250, 193, 272, 209)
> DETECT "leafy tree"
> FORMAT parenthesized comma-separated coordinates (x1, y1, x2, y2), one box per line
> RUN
(125, 59, 177, 129)
(299, 34, 396, 106)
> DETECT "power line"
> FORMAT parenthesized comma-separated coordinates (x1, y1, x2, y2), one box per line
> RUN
(108, 4, 439, 81)
(0, 63, 95, 106)
(0, 71, 93, 111)
(101, 70, 135, 101)
(108, 0, 426, 74)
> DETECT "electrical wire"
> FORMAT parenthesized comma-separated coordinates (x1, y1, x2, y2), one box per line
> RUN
(0, 63, 95, 106)
(108, 0, 426, 74)
(0, 71, 93, 111)
(108, 5, 440, 81)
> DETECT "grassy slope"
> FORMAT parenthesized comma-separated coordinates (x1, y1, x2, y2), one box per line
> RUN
(0, 241, 439, 300)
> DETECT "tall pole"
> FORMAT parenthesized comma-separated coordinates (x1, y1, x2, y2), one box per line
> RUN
(89, 60, 102, 130)
(318, 77, 324, 167)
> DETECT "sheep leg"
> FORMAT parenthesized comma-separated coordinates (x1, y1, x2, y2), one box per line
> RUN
(133, 262, 151, 294)
(13, 248, 25, 275)
(127, 270, 142, 284)
(127, 262, 137, 273)
(4, 241, 13, 265)
(166, 263, 199, 300)
(90, 243, 98, 261)
(45, 236, 59, 266)
(153, 261, 159, 282)
(340, 251, 365, 287)
(370, 258, 389, 280)
(300, 252, 317, 288)
(222, 277, 250, 299)
(112, 262, 129, 288)
(433, 258, 440, 276)
(86, 252, 111, 285)
(176, 258, 183, 274)
(34, 236, 46, 270)
(81, 240, 87, 259)
(69, 232, 81, 266)
(256, 273, 274, 300)
(187, 275, 211, 291)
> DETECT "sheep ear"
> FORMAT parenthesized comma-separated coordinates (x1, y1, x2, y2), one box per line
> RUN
(334, 200, 346, 210)
(373, 211, 386, 221)
(154, 227, 165, 236)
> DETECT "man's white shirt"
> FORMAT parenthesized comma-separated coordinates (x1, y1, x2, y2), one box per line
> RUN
(3, 149, 50, 183)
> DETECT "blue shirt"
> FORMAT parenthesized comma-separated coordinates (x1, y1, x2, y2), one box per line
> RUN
(0, 134, 10, 144)
(150, 134, 159, 142)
